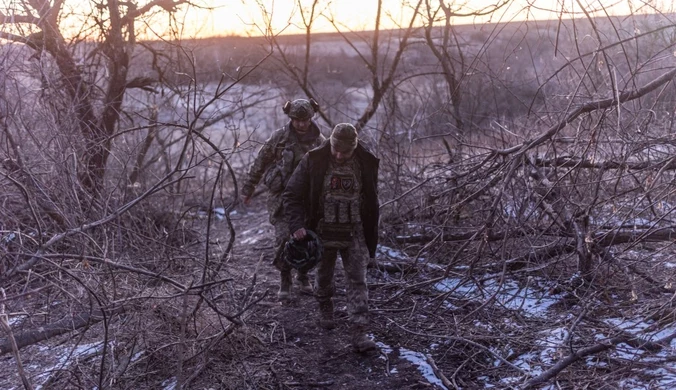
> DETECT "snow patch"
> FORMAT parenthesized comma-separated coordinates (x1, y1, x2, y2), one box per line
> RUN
(498, 327, 568, 384)
(602, 317, 676, 385)
(434, 277, 562, 318)
(240, 236, 259, 245)
(35, 342, 106, 390)
(536, 327, 568, 366)
(6, 315, 21, 326)
(162, 377, 177, 390)
(239, 226, 268, 245)
(377, 341, 449, 390)
(1, 232, 17, 243)
(213, 207, 226, 220)
(377, 245, 408, 261)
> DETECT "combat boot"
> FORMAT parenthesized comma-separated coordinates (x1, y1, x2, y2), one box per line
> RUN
(350, 324, 376, 353)
(318, 300, 336, 330)
(296, 272, 314, 295)
(278, 271, 292, 301)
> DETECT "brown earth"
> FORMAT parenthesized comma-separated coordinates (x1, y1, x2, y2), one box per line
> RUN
(195, 199, 453, 390)
(0, 199, 468, 390)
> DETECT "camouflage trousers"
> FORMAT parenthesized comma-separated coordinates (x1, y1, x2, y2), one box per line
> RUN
(270, 199, 310, 282)
(315, 230, 370, 325)
(272, 219, 292, 272)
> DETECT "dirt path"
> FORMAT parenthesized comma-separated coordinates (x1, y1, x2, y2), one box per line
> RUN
(0, 201, 452, 390)
(202, 201, 443, 390)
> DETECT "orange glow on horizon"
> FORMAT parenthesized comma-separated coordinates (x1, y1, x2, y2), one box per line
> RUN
(184, 0, 670, 39)
(4, 0, 670, 42)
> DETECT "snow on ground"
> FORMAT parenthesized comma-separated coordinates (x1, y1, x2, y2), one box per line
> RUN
(378, 342, 448, 390)
(602, 317, 676, 387)
(377, 245, 408, 260)
(238, 217, 269, 245)
(490, 311, 676, 388)
(434, 276, 563, 318)
(184, 215, 676, 388)
(435, 274, 676, 386)
(5, 315, 22, 326)
(161, 377, 177, 390)
(605, 317, 676, 345)
(1, 231, 17, 243)
(377, 244, 426, 264)
(499, 326, 569, 385)
(33, 342, 106, 390)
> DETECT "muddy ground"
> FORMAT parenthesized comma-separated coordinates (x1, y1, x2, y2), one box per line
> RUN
(190, 200, 455, 389)
(0, 198, 464, 390)
(6, 197, 669, 389)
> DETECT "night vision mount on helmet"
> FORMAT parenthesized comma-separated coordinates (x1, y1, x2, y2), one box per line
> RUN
(282, 230, 323, 272)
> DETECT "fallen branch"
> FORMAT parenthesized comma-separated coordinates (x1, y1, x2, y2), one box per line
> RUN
(1, 288, 33, 390)
(0, 307, 123, 356)
(500, 67, 676, 156)
(522, 334, 631, 389)
(395, 323, 529, 376)
(283, 380, 334, 387)
(595, 227, 676, 246)
(426, 354, 453, 389)
(533, 156, 676, 171)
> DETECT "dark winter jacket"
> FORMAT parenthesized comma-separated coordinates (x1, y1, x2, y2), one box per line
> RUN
(283, 140, 380, 257)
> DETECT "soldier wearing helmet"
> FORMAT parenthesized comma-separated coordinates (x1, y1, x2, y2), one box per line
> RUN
(283, 123, 379, 353)
(241, 98, 325, 301)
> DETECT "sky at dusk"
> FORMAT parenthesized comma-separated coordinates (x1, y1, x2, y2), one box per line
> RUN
(3, 0, 670, 41)
(181, 0, 669, 38)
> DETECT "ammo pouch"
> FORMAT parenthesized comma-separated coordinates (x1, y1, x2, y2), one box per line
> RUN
(263, 166, 284, 194)
(318, 222, 354, 242)
(263, 148, 294, 194)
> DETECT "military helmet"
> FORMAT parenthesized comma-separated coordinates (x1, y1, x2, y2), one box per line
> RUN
(283, 230, 323, 272)
(283, 98, 320, 120)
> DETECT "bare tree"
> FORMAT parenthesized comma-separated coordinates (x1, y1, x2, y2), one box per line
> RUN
(0, 2, 275, 389)
(262, 0, 422, 133)
(377, 4, 676, 387)
(0, 0, 194, 198)
(421, 0, 510, 142)
(4, 1, 676, 389)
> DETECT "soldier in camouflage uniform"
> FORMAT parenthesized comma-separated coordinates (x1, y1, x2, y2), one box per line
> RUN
(283, 123, 379, 353)
(241, 98, 325, 300)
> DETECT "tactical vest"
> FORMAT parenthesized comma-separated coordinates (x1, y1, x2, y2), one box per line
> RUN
(264, 130, 320, 195)
(318, 158, 362, 248)
(286, 136, 315, 174)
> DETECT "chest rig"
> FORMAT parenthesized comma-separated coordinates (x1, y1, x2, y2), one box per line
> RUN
(319, 158, 362, 246)
(264, 130, 318, 195)
(280, 131, 317, 180)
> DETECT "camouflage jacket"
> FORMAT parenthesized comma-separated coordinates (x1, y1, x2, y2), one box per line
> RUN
(241, 121, 324, 199)
(282, 140, 380, 258)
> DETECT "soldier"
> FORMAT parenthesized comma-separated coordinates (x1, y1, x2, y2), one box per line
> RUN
(283, 123, 379, 353)
(241, 98, 325, 301)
